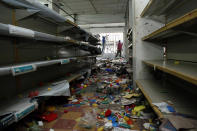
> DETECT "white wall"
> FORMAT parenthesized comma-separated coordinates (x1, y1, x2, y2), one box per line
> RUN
(84, 27, 124, 34)
(131, 0, 164, 82)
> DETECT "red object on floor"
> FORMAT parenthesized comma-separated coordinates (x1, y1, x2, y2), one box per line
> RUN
(34, 90, 39, 96)
(105, 109, 112, 117)
(41, 113, 58, 122)
(76, 84, 81, 88)
(127, 119, 133, 125)
(130, 104, 136, 108)
(73, 101, 80, 104)
(64, 110, 68, 113)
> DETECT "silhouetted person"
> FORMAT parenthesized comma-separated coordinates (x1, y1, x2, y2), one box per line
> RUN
(116, 40, 123, 57)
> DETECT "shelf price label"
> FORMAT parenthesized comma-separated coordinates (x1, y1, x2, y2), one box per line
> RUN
(0, 113, 15, 127)
(61, 59, 70, 65)
(11, 65, 37, 76)
(15, 104, 37, 121)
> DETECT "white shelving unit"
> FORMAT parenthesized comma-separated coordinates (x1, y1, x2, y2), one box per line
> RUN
(0, 68, 88, 128)
(132, 0, 197, 127)
(143, 60, 197, 85)
(0, 0, 99, 44)
(0, 0, 100, 129)
(136, 79, 197, 118)
(0, 23, 98, 51)
(142, 9, 197, 41)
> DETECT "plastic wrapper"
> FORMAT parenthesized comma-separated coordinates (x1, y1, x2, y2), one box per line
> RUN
(78, 109, 97, 129)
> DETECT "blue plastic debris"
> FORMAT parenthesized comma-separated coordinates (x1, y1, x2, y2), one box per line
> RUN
(128, 85, 133, 89)
(75, 104, 81, 107)
(63, 104, 73, 107)
(107, 116, 113, 121)
(125, 113, 131, 117)
(89, 99, 96, 103)
(109, 95, 114, 100)
(112, 122, 119, 127)
(167, 106, 175, 113)
(105, 69, 113, 72)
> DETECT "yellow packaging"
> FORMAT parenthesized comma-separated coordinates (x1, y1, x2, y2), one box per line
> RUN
(97, 127, 104, 131)
(124, 116, 129, 121)
(132, 105, 146, 115)
(133, 105, 145, 112)
(174, 61, 180, 64)
(46, 106, 56, 112)
(93, 103, 98, 107)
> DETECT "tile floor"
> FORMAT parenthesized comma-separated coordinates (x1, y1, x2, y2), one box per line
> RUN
(41, 92, 142, 131)
(42, 94, 98, 131)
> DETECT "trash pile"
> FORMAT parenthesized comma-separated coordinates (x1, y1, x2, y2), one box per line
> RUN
(63, 59, 160, 130)
(6, 58, 197, 131)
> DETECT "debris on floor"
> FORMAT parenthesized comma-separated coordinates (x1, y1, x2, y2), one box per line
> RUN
(7, 59, 161, 131)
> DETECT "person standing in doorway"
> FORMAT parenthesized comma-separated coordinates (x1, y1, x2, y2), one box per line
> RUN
(116, 40, 123, 57)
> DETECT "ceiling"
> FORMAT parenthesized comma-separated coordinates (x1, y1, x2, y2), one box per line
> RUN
(59, 0, 128, 15)
(58, 0, 128, 24)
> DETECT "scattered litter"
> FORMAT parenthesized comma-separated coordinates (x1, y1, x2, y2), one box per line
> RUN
(143, 123, 151, 129)
(121, 98, 136, 105)
(97, 126, 104, 131)
(143, 123, 156, 130)
(46, 106, 56, 112)
(123, 93, 140, 99)
(64, 110, 68, 113)
(104, 122, 113, 129)
(160, 116, 197, 130)
(113, 127, 138, 131)
(79, 109, 97, 129)
(41, 112, 58, 122)
(72, 99, 78, 102)
(38, 121, 43, 126)
(13, 58, 161, 130)
(119, 123, 131, 129)
(153, 102, 175, 113)
(105, 109, 112, 117)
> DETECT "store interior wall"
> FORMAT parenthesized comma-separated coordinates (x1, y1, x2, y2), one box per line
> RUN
(131, 0, 164, 83)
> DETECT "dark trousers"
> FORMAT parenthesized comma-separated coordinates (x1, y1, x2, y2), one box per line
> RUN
(116, 50, 121, 57)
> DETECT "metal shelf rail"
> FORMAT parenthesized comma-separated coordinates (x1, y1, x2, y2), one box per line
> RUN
(0, 56, 94, 77)
(0, 23, 98, 49)
(0, 58, 71, 76)
(1, 0, 99, 44)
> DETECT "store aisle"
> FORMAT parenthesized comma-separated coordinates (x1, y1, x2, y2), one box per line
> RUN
(40, 59, 157, 131)
(8, 59, 158, 131)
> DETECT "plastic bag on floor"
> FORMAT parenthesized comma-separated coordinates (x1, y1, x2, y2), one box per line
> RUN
(153, 102, 175, 113)
(113, 127, 138, 131)
(79, 109, 97, 129)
